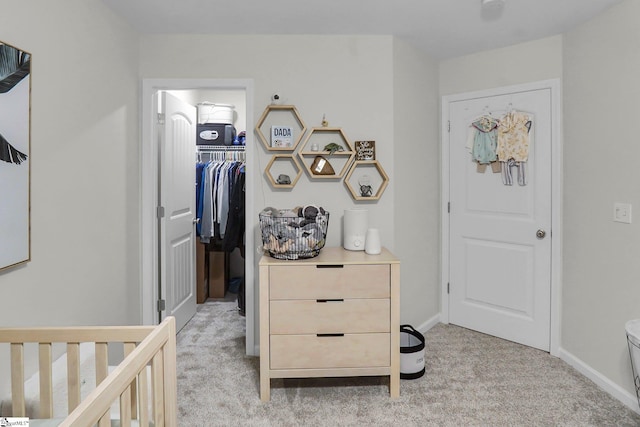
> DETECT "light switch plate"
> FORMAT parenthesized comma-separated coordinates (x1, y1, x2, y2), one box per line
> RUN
(614, 203, 632, 224)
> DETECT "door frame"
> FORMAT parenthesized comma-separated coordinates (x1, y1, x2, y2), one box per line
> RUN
(141, 78, 257, 356)
(440, 79, 563, 356)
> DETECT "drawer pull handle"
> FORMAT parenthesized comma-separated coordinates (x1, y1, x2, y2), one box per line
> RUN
(316, 299, 344, 303)
(317, 333, 344, 337)
(316, 264, 344, 269)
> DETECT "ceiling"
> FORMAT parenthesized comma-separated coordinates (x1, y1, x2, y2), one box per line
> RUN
(100, 0, 622, 59)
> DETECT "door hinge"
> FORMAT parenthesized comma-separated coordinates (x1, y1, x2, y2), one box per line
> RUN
(157, 206, 165, 218)
(157, 113, 165, 125)
(157, 299, 166, 312)
(448, 202, 450, 213)
(448, 120, 451, 132)
(447, 283, 450, 294)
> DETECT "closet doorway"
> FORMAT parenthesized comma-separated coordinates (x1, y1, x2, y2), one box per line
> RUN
(141, 79, 256, 356)
(441, 79, 562, 355)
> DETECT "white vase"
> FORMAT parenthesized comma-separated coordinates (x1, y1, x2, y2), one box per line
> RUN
(365, 228, 381, 255)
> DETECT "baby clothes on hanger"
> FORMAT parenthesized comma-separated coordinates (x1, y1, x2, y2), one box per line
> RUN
(469, 115, 501, 173)
(496, 110, 532, 186)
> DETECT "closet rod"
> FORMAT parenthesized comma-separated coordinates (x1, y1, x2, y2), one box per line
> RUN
(197, 145, 245, 151)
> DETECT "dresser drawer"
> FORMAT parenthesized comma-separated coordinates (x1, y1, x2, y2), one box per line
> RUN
(269, 264, 390, 300)
(270, 299, 390, 334)
(270, 333, 390, 369)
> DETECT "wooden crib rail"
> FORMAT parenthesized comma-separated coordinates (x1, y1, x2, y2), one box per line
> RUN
(0, 317, 177, 427)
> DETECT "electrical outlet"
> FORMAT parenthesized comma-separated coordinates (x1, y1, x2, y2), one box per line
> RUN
(614, 203, 632, 224)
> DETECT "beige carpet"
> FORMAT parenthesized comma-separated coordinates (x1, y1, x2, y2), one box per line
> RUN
(176, 300, 640, 426)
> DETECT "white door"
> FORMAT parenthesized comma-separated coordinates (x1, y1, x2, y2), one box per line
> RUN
(158, 91, 197, 332)
(447, 86, 552, 351)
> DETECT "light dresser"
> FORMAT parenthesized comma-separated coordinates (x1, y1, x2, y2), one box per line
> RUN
(259, 246, 400, 401)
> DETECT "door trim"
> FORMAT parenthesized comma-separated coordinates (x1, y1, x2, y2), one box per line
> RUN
(141, 78, 257, 356)
(440, 79, 562, 356)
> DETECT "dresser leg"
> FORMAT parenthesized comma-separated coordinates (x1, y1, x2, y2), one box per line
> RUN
(260, 376, 270, 402)
(390, 374, 400, 398)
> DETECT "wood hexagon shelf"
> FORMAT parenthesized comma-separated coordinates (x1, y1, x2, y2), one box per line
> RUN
(345, 160, 389, 201)
(298, 127, 355, 179)
(255, 105, 307, 151)
(264, 154, 303, 189)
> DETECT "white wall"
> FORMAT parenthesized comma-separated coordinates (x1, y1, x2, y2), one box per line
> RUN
(439, 35, 563, 96)
(140, 34, 411, 336)
(392, 38, 440, 327)
(0, 0, 140, 397)
(563, 0, 640, 401)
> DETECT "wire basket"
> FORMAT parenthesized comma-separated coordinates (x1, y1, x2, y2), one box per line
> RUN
(259, 209, 329, 260)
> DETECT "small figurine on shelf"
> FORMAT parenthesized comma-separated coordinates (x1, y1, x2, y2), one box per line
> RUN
(276, 174, 291, 185)
(324, 143, 344, 154)
(321, 114, 329, 127)
(359, 174, 373, 197)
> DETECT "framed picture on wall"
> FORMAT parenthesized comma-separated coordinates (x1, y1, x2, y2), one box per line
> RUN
(0, 40, 31, 271)
(355, 140, 375, 160)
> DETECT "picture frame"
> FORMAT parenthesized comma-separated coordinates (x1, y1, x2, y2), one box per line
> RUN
(0, 40, 31, 271)
(271, 125, 293, 148)
(355, 140, 375, 160)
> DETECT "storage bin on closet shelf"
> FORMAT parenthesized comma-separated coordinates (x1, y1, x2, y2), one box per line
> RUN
(197, 102, 235, 124)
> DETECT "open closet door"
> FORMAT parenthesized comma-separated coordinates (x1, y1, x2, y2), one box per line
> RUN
(158, 91, 197, 332)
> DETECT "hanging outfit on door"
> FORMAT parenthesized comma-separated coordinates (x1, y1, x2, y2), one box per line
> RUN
(469, 115, 501, 173)
(496, 110, 532, 186)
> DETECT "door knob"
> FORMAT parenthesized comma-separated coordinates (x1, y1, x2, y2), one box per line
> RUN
(536, 229, 546, 239)
(193, 218, 200, 225)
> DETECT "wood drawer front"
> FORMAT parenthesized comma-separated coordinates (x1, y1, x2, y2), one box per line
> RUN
(270, 299, 390, 334)
(269, 264, 390, 300)
(270, 333, 390, 369)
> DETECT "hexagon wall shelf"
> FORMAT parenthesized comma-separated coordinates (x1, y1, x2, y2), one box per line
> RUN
(264, 154, 303, 189)
(298, 127, 355, 179)
(255, 105, 306, 151)
(345, 160, 389, 201)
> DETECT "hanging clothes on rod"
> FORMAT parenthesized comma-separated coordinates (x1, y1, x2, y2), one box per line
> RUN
(196, 146, 246, 247)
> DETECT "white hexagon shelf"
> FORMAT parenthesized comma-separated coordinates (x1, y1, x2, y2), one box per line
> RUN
(255, 105, 306, 151)
(298, 127, 355, 179)
(345, 160, 389, 201)
(264, 154, 303, 189)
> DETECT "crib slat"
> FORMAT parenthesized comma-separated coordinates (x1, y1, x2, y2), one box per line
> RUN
(98, 412, 110, 427)
(138, 364, 149, 427)
(151, 351, 165, 427)
(124, 342, 138, 419)
(95, 342, 109, 384)
(10, 343, 26, 417)
(67, 342, 81, 412)
(120, 385, 132, 427)
(39, 343, 53, 418)
(95, 342, 110, 427)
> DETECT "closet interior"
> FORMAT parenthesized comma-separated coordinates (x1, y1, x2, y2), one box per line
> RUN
(170, 89, 247, 315)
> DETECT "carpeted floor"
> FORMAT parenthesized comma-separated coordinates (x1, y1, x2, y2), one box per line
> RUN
(176, 300, 640, 426)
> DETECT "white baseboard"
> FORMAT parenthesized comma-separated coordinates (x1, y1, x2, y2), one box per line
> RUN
(415, 313, 441, 334)
(558, 347, 640, 415)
